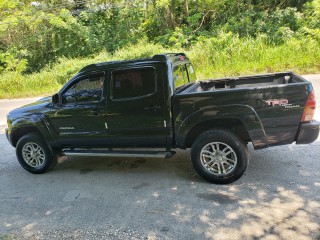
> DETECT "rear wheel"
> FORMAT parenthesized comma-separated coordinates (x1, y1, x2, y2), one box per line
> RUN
(16, 133, 57, 174)
(190, 129, 248, 184)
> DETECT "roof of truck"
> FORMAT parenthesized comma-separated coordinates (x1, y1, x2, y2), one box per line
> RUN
(79, 53, 190, 73)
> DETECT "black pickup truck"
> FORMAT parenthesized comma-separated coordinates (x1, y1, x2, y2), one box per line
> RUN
(6, 53, 320, 184)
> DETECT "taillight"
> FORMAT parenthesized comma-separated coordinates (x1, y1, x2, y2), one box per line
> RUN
(300, 90, 316, 122)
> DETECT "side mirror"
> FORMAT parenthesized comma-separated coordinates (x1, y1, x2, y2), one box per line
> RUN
(52, 93, 60, 104)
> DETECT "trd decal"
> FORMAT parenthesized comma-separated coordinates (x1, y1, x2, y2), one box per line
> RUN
(264, 99, 288, 106)
(263, 99, 300, 108)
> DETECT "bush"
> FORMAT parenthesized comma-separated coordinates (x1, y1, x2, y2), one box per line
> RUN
(1, 35, 319, 99)
(221, 8, 302, 44)
(111, 40, 168, 60)
(304, 0, 320, 29)
(187, 32, 320, 79)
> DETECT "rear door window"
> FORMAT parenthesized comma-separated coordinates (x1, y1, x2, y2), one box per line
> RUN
(111, 67, 156, 100)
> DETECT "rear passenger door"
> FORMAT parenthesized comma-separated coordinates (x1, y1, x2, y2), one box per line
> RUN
(106, 65, 167, 147)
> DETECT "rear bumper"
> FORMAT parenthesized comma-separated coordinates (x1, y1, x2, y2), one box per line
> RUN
(296, 121, 320, 144)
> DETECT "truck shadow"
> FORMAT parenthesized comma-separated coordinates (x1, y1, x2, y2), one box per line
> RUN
(53, 139, 320, 185)
(50, 142, 320, 239)
(54, 149, 198, 182)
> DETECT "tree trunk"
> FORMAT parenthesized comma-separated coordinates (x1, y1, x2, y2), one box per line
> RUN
(166, 0, 175, 29)
(184, 0, 189, 18)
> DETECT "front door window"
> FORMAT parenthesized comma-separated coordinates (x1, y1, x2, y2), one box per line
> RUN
(64, 75, 104, 103)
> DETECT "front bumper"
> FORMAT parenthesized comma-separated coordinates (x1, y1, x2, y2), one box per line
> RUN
(5, 127, 9, 141)
(296, 121, 320, 144)
(5, 127, 14, 147)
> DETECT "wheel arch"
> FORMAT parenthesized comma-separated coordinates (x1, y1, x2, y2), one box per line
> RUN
(174, 104, 268, 149)
(9, 113, 58, 148)
(184, 118, 250, 148)
(11, 126, 43, 147)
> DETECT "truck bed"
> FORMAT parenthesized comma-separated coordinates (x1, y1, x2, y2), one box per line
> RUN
(181, 72, 307, 94)
(173, 71, 312, 149)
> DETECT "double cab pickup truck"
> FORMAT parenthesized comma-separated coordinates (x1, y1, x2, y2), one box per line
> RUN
(6, 53, 320, 184)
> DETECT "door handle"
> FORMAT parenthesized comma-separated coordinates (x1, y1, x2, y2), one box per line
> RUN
(144, 105, 161, 111)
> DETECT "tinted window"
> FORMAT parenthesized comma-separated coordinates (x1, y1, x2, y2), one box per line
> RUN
(186, 63, 196, 82)
(64, 75, 104, 103)
(173, 63, 196, 90)
(112, 68, 156, 100)
(173, 64, 189, 89)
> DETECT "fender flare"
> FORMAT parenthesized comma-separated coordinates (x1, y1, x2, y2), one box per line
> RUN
(10, 114, 58, 148)
(175, 104, 268, 149)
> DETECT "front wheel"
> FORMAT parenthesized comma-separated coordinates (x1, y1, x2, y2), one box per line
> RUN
(190, 129, 248, 184)
(16, 133, 57, 174)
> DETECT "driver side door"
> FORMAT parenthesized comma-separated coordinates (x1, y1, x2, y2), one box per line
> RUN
(49, 72, 110, 147)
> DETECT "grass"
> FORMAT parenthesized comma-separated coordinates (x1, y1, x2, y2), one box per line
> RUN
(187, 33, 320, 79)
(0, 35, 319, 99)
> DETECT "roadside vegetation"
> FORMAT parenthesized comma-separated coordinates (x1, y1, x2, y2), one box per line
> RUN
(0, 0, 319, 98)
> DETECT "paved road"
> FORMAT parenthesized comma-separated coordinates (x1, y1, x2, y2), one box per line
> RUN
(0, 97, 43, 125)
(0, 75, 319, 239)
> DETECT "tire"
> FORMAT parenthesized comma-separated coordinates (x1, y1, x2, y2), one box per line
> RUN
(16, 133, 57, 174)
(190, 129, 248, 184)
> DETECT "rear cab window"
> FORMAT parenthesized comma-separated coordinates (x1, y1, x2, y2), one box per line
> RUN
(173, 63, 196, 91)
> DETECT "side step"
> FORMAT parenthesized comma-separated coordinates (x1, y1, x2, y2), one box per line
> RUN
(62, 149, 176, 158)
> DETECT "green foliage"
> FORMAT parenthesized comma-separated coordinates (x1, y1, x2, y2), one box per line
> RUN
(111, 40, 168, 60)
(188, 32, 320, 79)
(304, 0, 320, 29)
(0, 0, 319, 98)
(221, 8, 302, 44)
(0, 49, 28, 73)
(155, 27, 190, 48)
(1, 0, 319, 73)
(299, 0, 320, 41)
(0, 6, 95, 72)
(80, 5, 145, 53)
(1, 36, 319, 99)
